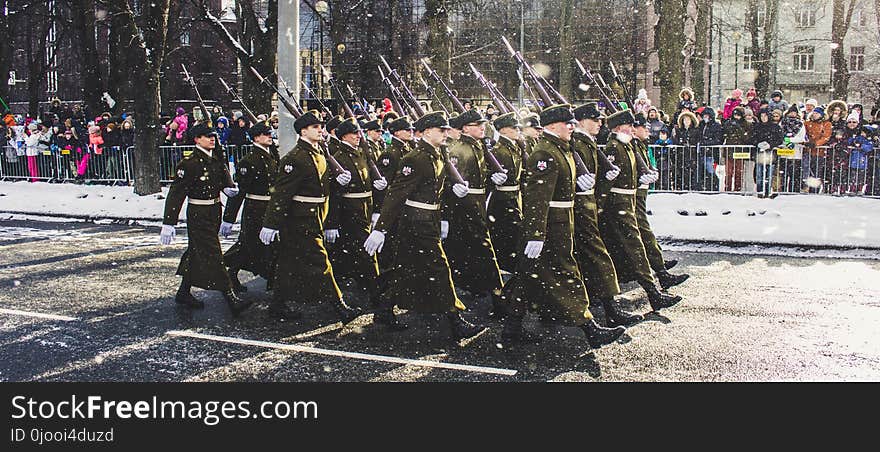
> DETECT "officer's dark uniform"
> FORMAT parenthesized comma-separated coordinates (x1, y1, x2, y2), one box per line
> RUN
(363, 119, 387, 214)
(486, 112, 524, 272)
(325, 119, 383, 306)
(443, 109, 503, 298)
(222, 122, 279, 286)
(633, 135, 666, 273)
(375, 117, 413, 269)
(262, 111, 360, 322)
(163, 124, 250, 314)
(520, 114, 541, 156)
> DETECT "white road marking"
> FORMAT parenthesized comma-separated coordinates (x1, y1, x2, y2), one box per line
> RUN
(167, 330, 517, 376)
(0, 308, 78, 322)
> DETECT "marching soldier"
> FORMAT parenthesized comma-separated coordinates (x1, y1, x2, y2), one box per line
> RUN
(258, 110, 362, 323)
(374, 116, 414, 268)
(324, 118, 389, 308)
(443, 109, 506, 318)
(596, 110, 682, 311)
(520, 113, 542, 156)
(631, 113, 688, 288)
(570, 103, 641, 326)
(363, 119, 387, 227)
(364, 111, 483, 338)
(159, 124, 252, 315)
(486, 112, 524, 273)
(501, 105, 625, 347)
(220, 121, 280, 293)
(324, 115, 344, 155)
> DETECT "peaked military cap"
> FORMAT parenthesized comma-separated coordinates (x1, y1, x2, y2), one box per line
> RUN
(520, 113, 541, 129)
(363, 119, 382, 131)
(448, 112, 465, 130)
(294, 110, 323, 134)
(189, 123, 217, 138)
(413, 111, 451, 132)
(493, 112, 520, 130)
(326, 115, 343, 133)
(606, 109, 635, 129)
(249, 121, 273, 137)
(455, 109, 488, 128)
(335, 118, 360, 138)
(539, 104, 575, 127)
(573, 103, 603, 121)
(387, 116, 414, 133)
(632, 112, 648, 128)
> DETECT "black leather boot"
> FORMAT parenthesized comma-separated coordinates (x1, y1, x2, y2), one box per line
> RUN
(224, 290, 253, 316)
(501, 315, 541, 346)
(333, 299, 362, 325)
(580, 319, 625, 348)
(373, 307, 408, 331)
(447, 312, 484, 339)
(601, 298, 643, 327)
(642, 283, 682, 311)
(488, 292, 508, 321)
(664, 259, 678, 270)
(267, 299, 302, 321)
(228, 269, 247, 293)
(175, 289, 204, 309)
(657, 270, 689, 290)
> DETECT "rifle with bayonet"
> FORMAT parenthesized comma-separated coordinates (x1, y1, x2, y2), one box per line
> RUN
(320, 65, 383, 180)
(249, 66, 346, 176)
(421, 77, 449, 115)
(219, 77, 258, 123)
(606, 61, 653, 175)
(377, 66, 407, 117)
(299, 81, 333, 117)
(469, 63, 513, 115)
(182, 64, 213, 127)
(379, 56, 426, 119)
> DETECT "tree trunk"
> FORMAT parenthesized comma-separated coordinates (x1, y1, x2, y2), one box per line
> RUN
(0, 0, 14, 112)
(831, 0, 857, 99)
(747, 0, 778, 97)
(557, 0, 575, 101)
(71, 0, 105, 116)
(692, 0, 712, 102)
(424, 0, 452, 111)
(655, 0, 688, 112)
(25, 6, 50, 119)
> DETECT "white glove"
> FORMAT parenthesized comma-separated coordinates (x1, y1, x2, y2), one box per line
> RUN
(336, 171, 352, 186)
(440, 220, 449, 240)
(452, 181, 470, 198)
(159, 225, 176, 245)
(223, 185, 239, 197)
(491, 172, 508, 185)
(639, 174, 654, 185)
(259, 227, 279, 245)
(576, 172, 595, 191)
(324, 229, 339, 244)
(219, 221, 234, 238)
(524, 240, 544, 259)
(373, 177, 388, 191)
(605, 166, 620, 181)
(371, 213, 380, 228)
(364, 230, 386, 256)
(757, 141, 770, 150)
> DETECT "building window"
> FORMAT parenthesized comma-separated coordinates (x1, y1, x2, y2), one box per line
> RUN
(795, 8, 816, 28)
(756, 9, 765, 27)
(180, 31, 190, 47)
(793, 46, 814, 71)
(742, 47, 755, 71)
(850, 46, 865, 72)
(853, 9, 867, 27)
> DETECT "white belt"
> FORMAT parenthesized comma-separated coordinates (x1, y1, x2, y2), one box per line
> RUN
(245, 194, 271, 201)
(405, 199, 440, 211)
(188, 197, 220, 205)
(467, 188, 487, 195)
(638, 184, 650, 190)
(495, 185, 520, 192)
(341, 191, 372, 199)
(292, 195, 327, 203)
(549, 200, 574, 208)
(610, 187, 637, 195)
(575, 189, 595, 196)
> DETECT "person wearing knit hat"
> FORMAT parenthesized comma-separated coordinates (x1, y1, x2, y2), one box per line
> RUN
(723, 89, 744, 120)
(499, 103, 626, 347)
(634, 88, 652, 115)
(364, 110, 483, 338)
(745, 87, 761, 116)
(259, 108, 361, 324)
(598, 106, 683, 313)
(486, 111, 525, 274)
(804, 98, 818, 117)
(444, 105, 506, 318)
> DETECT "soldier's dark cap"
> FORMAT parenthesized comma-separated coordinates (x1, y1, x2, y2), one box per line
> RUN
(189, 123, 217, 138)
(381, 111, 400, 129)
(573, 103, 604, 121)
(294, 110, 323, 134)
(520, 114, 542, 129)
(606, 110, 635, 129)
(413, 111, 451, 132)
(326, 115, 343, 133)
(539, 104, 575, 127)
(447, 113, 465, 130)
(632, 112, 648, 128)
(335, 118, 360, 138)
(493, 112, 520, 130)
(249, 121, 272, 137)
(455, 109, 488, 128)
(363, 119, 382, 131)
(387, 116, 414, 133)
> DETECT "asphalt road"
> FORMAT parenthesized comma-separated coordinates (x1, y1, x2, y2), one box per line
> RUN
(1, 216, 879, 382)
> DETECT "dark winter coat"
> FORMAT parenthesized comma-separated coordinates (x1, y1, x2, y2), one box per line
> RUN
(723, 116, 751, 146)
(697, 108, 724, 147)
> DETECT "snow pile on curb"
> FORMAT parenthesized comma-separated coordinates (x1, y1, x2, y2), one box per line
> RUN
(647, 192, 880, 249)
(1, 181, 879, 249)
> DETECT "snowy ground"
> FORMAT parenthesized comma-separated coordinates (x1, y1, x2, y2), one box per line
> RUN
(1, 181, 879, 249)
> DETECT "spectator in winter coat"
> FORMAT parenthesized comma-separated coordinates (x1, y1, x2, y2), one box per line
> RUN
(722, 107, 751, 191)
(695, 107, 723, 190)
(674, 110, 700, 190)
(846, 126, 872, 194)
(654, 129, 674, 186)
(803, 99, 818, 118)
(673, 88, 697, 126)
(722, 89, 743, 120)
(120, 119, 135, 149)
(214, 116, 231, 145)
(646, 107, 667, 143)
(751, 108, 784, 197)
(767, 90, 789, 113)
(826, 100, 849, 133)
(633, 88, 652, 115)
(227, 117, 251, 145)
(778, 105, 807, 192)
(803, 107, 832, 192)
(172, 107, 188, 142)
(744, 88, 761, 116)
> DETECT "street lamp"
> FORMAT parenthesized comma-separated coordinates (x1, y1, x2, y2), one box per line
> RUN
(829, 42, 839, 93)
(732, 31, 742, 89)
(315, 1, 328, 100)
